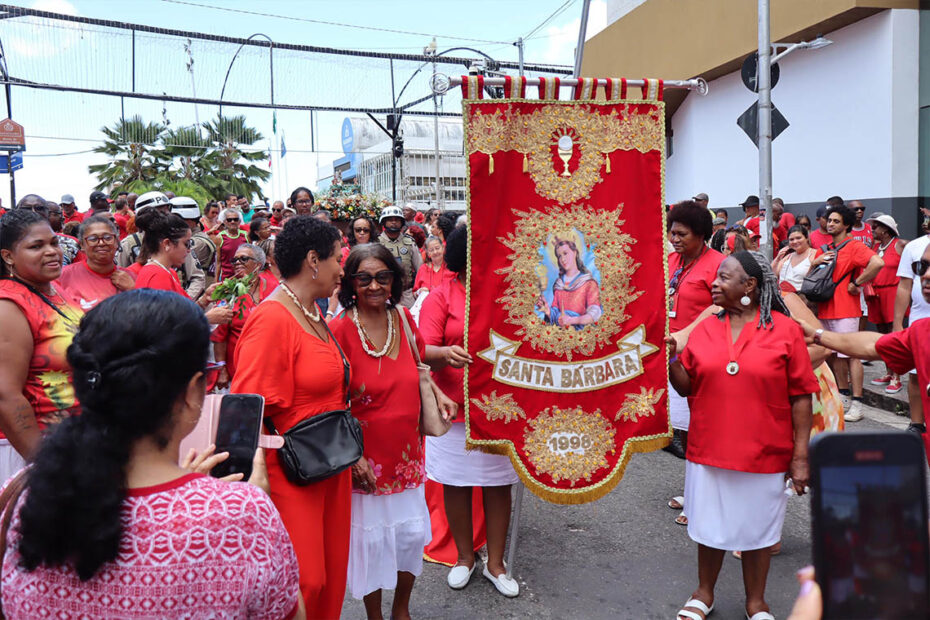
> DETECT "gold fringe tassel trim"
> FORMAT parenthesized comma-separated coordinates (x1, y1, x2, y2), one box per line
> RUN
(523, 152, 528, 173)
(605, 152, 611, 173)
(488, 153, 494, 175)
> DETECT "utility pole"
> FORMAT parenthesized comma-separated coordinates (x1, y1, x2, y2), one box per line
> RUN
(757, 0, 774, 261)
(573, 0, 591, 77)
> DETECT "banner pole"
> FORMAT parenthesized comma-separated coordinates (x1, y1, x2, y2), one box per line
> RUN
(505, 482, 525, 579)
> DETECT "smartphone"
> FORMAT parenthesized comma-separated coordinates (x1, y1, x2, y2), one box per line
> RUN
(810, 432, 930, 619)
(211, 393, 264, 480)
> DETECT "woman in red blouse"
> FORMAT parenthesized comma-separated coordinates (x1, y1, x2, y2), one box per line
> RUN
(0, 210, 82, 483)
(212, 243, 275, 389)
(233, 215, 351, 619)
(420, 225, 520, 598)
(666, 202, 724, 523)
(215, 207, 248, 281)
(414, 236, 454, 296)
(58, 215, 135, 311)
(330, 243, 455, 619)
(668, 251, 817, 620)
(2, 290, 302, 619)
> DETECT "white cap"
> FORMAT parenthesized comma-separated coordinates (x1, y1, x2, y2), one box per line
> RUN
(865, 213, 899, 237)
(170, 196, 201, 220)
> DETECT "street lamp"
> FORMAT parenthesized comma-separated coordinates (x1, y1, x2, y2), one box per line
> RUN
(771, 36, 832, 64)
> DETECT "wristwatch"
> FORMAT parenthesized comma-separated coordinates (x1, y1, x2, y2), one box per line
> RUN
(813, 328, 825, 345)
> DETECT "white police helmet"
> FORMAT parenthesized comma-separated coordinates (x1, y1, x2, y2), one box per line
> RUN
(170, 196, 201, 220)
(379, 205, 404, 223)
(135, 191, 170, 214)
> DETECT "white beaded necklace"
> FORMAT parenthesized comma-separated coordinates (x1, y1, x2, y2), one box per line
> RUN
(280, 281, 320, 322)
(352, 306, 394, 358)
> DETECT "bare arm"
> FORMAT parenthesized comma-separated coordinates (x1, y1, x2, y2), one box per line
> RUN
(213, 341, 229, 388)
(796, 317, 883, 360)
(894, 277, 913, 332)
(789, 394, 813, 495)
(782, 293, 831, 367)
(0, 301, 43, 459)
(667, 304, 720, 354)
(665, 336, 691, 397)
(854, 254, 884, 286)
(424, 345, 472, 371)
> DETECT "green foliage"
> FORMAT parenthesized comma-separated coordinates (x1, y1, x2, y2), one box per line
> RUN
(89, 114, 270, 201)
(210, 272, 256, 318)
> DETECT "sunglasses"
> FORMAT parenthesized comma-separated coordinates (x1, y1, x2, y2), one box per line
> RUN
(853, 207, 866, 212)
(912, 260, 929, 277)
(226, 218, 240, 223)
(354, 227, 371, 234)
(272, 208, 283, 213)
(352, 270, 394, 286)
(84, 233, 117, 245)
(184, 239, 195, 249)
(231, 256, 256, 265)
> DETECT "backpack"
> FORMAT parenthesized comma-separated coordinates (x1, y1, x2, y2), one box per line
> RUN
(799, 239, 853, 302)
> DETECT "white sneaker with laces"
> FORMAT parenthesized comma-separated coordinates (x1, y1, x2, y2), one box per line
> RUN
(844, 400, 864, 422)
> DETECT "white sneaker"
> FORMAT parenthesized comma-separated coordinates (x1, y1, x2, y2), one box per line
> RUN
(844, 400, 864, 422)
(839, 394, 851, 412)
(447, 563, 475, 589)
(482, 564, 520, 597)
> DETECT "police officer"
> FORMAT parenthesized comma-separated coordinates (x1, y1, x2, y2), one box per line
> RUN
(378, 205, 422, 307)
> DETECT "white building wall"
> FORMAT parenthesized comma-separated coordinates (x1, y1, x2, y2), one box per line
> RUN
(666, 9, 920, 207)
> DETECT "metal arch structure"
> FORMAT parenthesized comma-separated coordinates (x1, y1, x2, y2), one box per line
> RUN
(219, 33, 274, 118)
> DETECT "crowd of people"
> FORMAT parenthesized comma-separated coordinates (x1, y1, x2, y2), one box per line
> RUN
(667, 193, 930, 620)
(0, 184, 928, 619)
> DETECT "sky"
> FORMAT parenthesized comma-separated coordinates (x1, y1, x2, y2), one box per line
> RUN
(0, 0, 609, 211)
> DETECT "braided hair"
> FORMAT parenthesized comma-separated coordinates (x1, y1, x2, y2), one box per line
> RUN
(730, 250, 789, 330)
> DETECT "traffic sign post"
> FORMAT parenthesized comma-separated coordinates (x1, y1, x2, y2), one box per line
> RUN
(0, 119, 24, 206)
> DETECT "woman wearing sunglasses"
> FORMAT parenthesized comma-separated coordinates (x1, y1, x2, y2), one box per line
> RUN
(665, 201, 724, 526)
(58, 215, 135, 311)
(212, 243, 274, 390)
(329, 243, 456, 619)
(215, 207, 248, 281)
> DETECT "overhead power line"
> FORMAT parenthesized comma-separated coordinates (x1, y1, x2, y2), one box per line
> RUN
(523, 0, 577, 41)
(160, 0, 511, 46)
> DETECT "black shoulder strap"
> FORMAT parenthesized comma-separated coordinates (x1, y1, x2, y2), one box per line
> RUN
(318, 318, 351, 408)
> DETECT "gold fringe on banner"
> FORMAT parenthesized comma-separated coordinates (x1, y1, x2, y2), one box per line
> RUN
(523, 153, 528, 173)
(488, 154, 494, 174)
(605, 153, 611, 173)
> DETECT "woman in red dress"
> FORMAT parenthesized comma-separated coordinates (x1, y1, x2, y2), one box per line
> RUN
(0, 210, 82, 483)
(668, 251, 817, 620)
(864, 214, 908, 393)
(413, 236, 454, 295)
(666, 201, 724, 524)
(212, 243, 275, 390)
(215, 208, 248, 281)
(233, 215, 351, 619)
(330, 243, 456, 620)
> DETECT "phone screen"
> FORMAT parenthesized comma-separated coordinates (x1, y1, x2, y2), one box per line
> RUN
(211, 394, 264, 480)
(812, 433, 930, 619)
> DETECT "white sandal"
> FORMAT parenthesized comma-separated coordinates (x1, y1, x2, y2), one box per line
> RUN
(746, 612, 774, 620)
(677, 598, 713, 620)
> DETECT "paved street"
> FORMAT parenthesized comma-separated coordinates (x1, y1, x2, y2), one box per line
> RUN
(341, 403, 906, 619)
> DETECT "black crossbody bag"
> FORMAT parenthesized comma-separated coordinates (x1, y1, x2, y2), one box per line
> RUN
(262, 320, 363, 485)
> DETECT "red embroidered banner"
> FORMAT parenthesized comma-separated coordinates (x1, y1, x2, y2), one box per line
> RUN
(464, 83, 669, 504)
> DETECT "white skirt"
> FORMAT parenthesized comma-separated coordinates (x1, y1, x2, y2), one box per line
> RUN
(669, 380, 690, 431)
(425, 423, 519, 487)
(347, 485, 432, 599)
(0, 441, 25, 487)
(684, 461, 788, 551)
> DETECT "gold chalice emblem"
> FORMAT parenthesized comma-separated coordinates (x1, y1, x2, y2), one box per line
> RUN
(556, 134, 573, 177)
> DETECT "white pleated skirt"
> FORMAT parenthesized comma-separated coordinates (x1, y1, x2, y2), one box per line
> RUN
(684, 461, 788, 551)
(668, 380, 690, 431)
(347, 485, 432, 599)
(425, 423, 519, 487)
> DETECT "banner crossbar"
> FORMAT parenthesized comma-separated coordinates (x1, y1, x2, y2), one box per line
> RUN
(435, 75, 708, 96)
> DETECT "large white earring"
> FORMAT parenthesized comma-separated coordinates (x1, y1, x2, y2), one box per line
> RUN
(312, 268, 318, 280)
(740, 294, 751, 306)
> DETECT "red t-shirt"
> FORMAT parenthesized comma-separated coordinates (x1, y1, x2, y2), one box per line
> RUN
(218, 231, 248, 280)
(419, 277, 466, 412)
(259, 269, 279, 289)
(1, 474, 300, 620)
(135, 263, 190, 298)
(63, 211, 84, 225)
(850, 222, 873, 249)
(330, 307, 427, 495)
(414, 262, 455, 292)
(809, 228, 833, 250)
(876, 319, 930, 414)
(668, 248, 725, 332)
(773, 212, 796, 247)
(680, 311, 819, 473)
(210, 278, 274, 378)
(814, 238, 876, 319)
(742, 215, 761, 235)
(58, 261, 134, 311)
(113, 212, 130, 240)
(0, 280, 82, 435)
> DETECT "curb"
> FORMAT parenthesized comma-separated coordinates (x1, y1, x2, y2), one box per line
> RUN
(861, 386, 910, 417)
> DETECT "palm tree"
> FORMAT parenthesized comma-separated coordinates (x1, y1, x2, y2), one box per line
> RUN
(88, 116, 166, 192)
(162, 126, 211, 182)
(201, 114, 270, 201)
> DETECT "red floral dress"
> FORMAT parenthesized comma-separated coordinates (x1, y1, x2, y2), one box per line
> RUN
(330, 307, 426, 495)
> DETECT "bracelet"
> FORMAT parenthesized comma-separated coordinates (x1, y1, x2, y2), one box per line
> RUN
(813, 328, 824, 345)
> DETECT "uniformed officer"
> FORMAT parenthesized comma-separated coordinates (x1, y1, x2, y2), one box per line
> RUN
(378, 205, 422, 307)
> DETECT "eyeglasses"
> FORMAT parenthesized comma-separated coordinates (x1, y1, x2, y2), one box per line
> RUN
(231, 256, 257, 265)
(226, 218, 240, 223)
(352, 270, 394, 286)
(295, 198, 313, 205)
(84, 234, 117, 245)
(354, 227, 371, 234)
(913, 260, 929, 277)
(183, 239, 195, 249)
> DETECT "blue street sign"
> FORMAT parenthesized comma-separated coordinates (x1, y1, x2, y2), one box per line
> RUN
(0, 152, 23, 173)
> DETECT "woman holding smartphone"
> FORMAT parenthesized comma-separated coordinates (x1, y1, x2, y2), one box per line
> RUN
(771, 225, 816, 292)
(0, 290, 303, 619)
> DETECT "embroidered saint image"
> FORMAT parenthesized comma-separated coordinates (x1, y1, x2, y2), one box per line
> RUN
(534, 229, 603, 330)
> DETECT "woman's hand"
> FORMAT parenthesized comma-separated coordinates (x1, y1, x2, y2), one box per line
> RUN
(794, 318, 819, 341)
(810, 251, 834, 267)
(205, 305, 234, 325)
(351, 456, 377, 492)
(787, 566, 822, 620)
(204, 283, 221, 299)
(789, 454, 810, 496)
(431, 381, 458, 421)
(215, 367, 230, 390)
(444, 345, 473, 368)
(665, 335, 679, 359)
(110, 269, 135, 292)
(247, 448, 270, 495)
(535, 296, 550, 316)
(181, 444, 244, 482)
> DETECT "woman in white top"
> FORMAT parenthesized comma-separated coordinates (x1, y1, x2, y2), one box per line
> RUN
(772, 225, 816, 292)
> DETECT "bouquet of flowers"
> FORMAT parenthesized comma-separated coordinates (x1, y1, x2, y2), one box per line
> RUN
(317, 186, 391, 221)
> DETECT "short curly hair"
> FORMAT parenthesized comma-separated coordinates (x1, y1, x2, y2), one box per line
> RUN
(273, 215, 342, 279)
(668, 200, 714, 241)
(338, 243, 405, 309)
